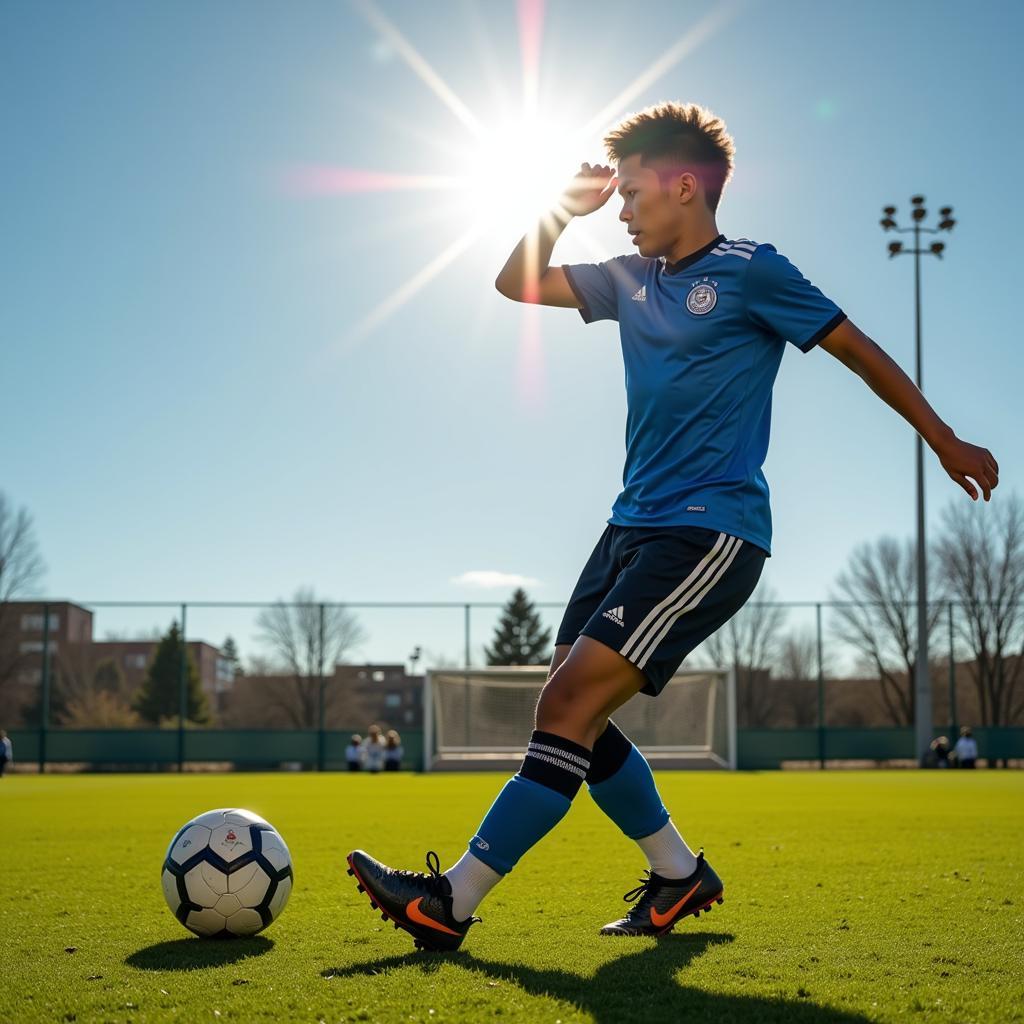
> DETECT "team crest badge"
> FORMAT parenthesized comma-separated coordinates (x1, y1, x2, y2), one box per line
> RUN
(686, 280, 718, 315)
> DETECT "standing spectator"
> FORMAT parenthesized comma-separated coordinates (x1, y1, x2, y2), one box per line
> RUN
(384, 730, 403, 772)
(954, 726, 978, 769)
(345, 734, 365, 772)
(365, 724, 386, 774)
(0, 730, 12, 778)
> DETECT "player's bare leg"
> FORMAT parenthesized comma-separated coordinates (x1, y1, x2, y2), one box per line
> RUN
(545, 642, 722, 934)
(347, 637, 645, 950)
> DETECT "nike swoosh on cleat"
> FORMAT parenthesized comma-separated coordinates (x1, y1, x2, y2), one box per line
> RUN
(648, 881, 701, 928)
(406, 897, 460, 936)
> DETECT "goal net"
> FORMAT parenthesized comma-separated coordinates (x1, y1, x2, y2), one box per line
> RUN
(423, 666, 735, 771)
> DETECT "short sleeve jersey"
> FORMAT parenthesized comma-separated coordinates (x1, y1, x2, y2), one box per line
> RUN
(563, 235, 845, 555)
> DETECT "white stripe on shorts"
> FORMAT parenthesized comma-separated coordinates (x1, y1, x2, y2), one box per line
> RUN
(620, 532, 731, 659)
(618, 532, 741, 667)
(634, 536, 744, 670)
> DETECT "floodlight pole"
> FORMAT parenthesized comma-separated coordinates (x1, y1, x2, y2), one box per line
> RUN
(879, 197, 955, 765)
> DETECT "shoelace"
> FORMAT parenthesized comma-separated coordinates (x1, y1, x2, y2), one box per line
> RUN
(392, 850, 446, 896)
(622, 870, 659, 904)
(426, 851, 483, 924)
(622, 851, 705, 904)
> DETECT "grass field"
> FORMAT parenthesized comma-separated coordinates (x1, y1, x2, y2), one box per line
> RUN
(1, 771, 1022, 1024)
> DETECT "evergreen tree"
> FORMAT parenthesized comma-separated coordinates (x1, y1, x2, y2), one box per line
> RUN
(132, 622, 210, 724)
(221, 635, 244, 678)
(485, 588, 552, 666)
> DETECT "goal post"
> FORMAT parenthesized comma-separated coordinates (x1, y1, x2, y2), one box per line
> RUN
(423, 665, 736, 772)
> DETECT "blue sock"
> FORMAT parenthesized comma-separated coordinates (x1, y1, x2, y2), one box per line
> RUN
(587, 721, 669, 840)
(467, 730, 591, 876)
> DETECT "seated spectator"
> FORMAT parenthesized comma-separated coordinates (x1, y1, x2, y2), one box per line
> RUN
(921, 736, 950, 769)
(384, 729, 403, 771)
(365, 724, 385, 774)
(345, 734, 365, 772)
(953, 726, 978, 768)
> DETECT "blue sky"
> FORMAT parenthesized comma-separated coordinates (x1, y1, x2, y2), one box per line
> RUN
(2, 0, 1020, 667)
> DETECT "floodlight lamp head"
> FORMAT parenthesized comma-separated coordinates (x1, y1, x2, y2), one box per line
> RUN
(880, 216, 897, 230)
(939, 206, 952, 216)
(939, 216, 956, 231)
(911, 206, 927, 221)
(888, 240, 903, 257)
(930, 241, 945, 257)
(911, 195, 925, 205)
(883, 205, 897, 216)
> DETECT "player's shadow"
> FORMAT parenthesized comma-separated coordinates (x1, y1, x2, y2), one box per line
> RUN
(322, 932, 873, 1024)
(127, 936, 274, 971)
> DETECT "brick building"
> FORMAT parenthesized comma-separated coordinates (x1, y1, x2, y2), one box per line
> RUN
(219, 662, 424, 732)
(0, 601, 233, 724)
(333, 663, 424, 732)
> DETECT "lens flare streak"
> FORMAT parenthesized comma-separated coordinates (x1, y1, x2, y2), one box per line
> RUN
(352, 0, 482, 137)
(314, 0, 737, 401)
(287, 165, 462, 196)
(578, 3, 741, 141)
(348, 222, 487, 342)
(517, 0, 545, 115)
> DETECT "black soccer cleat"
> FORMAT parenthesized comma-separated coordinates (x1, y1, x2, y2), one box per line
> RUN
(600, 850, 724, 937)
(346, 849, 479, 952)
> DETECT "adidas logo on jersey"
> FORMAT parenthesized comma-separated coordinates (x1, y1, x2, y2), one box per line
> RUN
(602, 606, 625, 626)
(631, 286, 646, 302)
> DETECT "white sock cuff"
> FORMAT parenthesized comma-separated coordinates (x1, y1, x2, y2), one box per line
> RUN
(636, 819, 698, 879)
(444, 850, 503, 920)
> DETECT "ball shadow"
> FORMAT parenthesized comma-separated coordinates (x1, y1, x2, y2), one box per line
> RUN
(126, 935, 274, 971)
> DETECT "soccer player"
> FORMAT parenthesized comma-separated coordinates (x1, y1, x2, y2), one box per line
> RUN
(347, 102, 999, 950)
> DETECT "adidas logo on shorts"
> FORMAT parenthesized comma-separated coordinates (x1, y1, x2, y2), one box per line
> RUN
(631, 286, 646, 302)
(602, 605, 625, 626)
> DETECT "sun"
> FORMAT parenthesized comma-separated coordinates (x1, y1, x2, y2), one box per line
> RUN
(455, 113, 585, 239)
(315, 0, 737, 347)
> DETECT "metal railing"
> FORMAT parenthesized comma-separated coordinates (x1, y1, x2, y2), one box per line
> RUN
(4, 598, 1021, 772)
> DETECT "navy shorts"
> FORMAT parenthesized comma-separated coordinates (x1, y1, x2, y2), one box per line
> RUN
(555, 524, 767, 696)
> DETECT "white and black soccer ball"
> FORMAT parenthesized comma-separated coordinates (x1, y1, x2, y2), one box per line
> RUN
(161, 808, 293, 938)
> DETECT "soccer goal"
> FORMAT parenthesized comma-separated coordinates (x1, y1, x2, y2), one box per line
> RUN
(423, 665, 736, 772)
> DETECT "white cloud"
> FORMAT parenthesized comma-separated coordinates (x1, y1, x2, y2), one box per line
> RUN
(450, 570, 543, 590)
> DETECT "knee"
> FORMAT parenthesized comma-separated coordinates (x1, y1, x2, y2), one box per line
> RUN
(535, 670, 606, 742)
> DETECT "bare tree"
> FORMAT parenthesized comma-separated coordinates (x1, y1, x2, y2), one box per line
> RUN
(699, 583, 788, 727)
(254, 587, 368, 728)
(0, 492, 46, 699)
(829, 537, 945, 726)
(774, 625, 829, 727)
(934, 492, 1024, 728)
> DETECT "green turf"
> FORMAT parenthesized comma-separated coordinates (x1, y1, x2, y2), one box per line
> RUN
(1, 771, 1022, 1024)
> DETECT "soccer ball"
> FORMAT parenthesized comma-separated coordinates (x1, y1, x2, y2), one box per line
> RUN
(161, 808, 293, 938)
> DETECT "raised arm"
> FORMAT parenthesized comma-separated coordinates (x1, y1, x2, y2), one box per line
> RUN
(819, 318, 999, 501)
(495, 163, 616, 307)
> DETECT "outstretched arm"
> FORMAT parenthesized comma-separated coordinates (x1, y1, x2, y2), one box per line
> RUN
(819, 318, 999, 501)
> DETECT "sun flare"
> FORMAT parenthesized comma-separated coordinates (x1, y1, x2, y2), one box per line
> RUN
(456, 113, 585, 239)
(316, 0, 739, 370)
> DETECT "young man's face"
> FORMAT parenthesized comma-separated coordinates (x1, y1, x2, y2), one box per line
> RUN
(615, 153, 693, 258)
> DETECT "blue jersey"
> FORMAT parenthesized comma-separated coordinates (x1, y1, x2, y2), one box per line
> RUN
(563, 234, 845, 555)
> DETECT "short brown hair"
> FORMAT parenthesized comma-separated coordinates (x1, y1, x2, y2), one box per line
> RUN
(604, 102, 735, 213)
